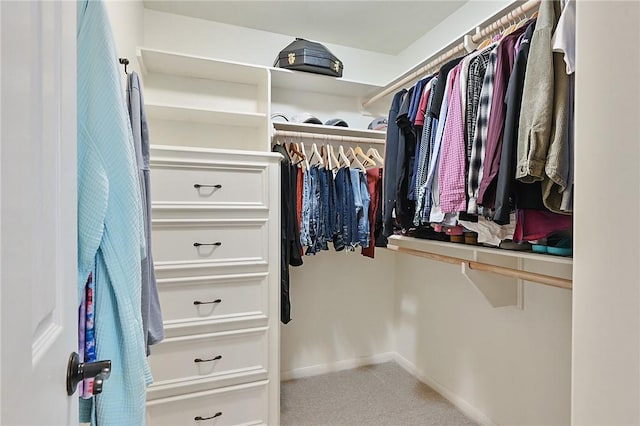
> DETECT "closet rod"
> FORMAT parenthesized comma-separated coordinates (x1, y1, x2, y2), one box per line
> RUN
(362, 0, 541, 108)
(273, 130, 386, 145)
(386, 244, 573, 290)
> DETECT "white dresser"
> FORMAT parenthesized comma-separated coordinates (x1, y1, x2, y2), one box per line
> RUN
(146, 145, 281, 425)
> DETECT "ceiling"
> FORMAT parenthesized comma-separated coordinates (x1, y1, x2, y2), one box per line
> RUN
(143, 1, 469, 55)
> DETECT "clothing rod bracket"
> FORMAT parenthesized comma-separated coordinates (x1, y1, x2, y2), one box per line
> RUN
(461, 262, 519, 308)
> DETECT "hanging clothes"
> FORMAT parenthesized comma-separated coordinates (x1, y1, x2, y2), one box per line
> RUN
(493, 21, 537, 225)
(126, 71, 165, 355)
(362, 167, 383, 258)
(383, 89, 407, 238)
(272, 143, 303, 324)
(477, 25, 529, 209)
(77, 0, 151, 424)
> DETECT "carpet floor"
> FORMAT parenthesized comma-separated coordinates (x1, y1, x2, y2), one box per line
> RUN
(280, 362, 478, 426)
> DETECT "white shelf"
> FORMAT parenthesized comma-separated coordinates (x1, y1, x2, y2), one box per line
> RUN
(137, 47, 267, 85)
(270, 67, 382, 98)
(272, 122, 386, 140)
(146, 103, 266, 127)
(388, 235, 573, 265)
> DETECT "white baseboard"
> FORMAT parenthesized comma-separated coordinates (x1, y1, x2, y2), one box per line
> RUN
(280, 352, 395, 381)
(392, 352, 497, 426)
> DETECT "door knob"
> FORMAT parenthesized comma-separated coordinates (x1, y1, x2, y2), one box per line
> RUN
(66, 352, 112, 396)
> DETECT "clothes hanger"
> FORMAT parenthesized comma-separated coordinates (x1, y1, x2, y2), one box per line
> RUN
(338, 145, 350, 168)
(348, 147, 367, 172)
(367, 147, 384, 164)
(309, 143, 324, 166)
(299, 142, 310, 170)
(320, 144, 329, 169)
(354, 146, 377, 168)
(502, 12, 518, 36)
(328, 144, 340, 172)
(289, 142, 306, 168)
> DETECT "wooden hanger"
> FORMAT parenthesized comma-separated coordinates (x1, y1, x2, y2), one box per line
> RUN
(367, 147, 384, 164)
(477, 37, 493, 50)
(299, 142, 310, 170)
(320, 144, 329, 169)
(348, 147, 367, 172)
(338, 145, 350, 168)
(354, 146, 377, 168)
(309, 143, 324, 166)
(328, 144, 340, 172)
(289, 142, 306, 169)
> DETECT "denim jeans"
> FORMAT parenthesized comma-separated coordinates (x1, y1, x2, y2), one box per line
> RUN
(348, 169, 361, 250)
(333, 168, 347, 251)
(305, 166, 319, 255)
(359, 172, 371, 248)
(300, 168, 312, 247)
(317, 166, 329, 251)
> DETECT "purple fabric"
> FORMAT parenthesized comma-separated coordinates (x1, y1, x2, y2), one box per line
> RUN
(477, 26, 528, 208)
(78, 288, 86, 397)
(514, 209, 573, 241)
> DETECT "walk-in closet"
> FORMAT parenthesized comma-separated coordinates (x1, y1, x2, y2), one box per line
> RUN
(1, 1, 638, 425)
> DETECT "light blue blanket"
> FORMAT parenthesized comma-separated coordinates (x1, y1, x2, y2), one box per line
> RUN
(77, 0, 152, 424)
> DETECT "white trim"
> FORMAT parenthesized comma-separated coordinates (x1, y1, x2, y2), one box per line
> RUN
(280, 352, 395, 381)
(392, 353, 497, 426)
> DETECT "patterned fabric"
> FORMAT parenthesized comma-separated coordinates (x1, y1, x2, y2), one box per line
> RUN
(465, 48, 493, 162)
(413, 79, 438, 225)
(300, 168, 311, 246)
(467, 49, 498, 214)
(421, 117, 439, 223)
(439, 64, 467, 213)
(82, 274, 96, 398)
(459, 48, 487, 143)
(424, 68, 456, 223)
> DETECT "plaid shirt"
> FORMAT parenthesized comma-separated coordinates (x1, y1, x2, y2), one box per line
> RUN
(467, 49, 498, 214)
(465, 48, 493, 161)
(413, 78, 437, 225)
(439, 64, 467, 213)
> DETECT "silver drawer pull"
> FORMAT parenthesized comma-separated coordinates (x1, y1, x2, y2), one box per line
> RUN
(193, 241, 222, 247)
(194, 184, 222, 189)
(193, 299, 221, 305)
(195, 412, 222, 421)
(194, 355, 222, 363)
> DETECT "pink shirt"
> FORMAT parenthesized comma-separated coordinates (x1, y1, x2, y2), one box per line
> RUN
(438, 63, 467, 213)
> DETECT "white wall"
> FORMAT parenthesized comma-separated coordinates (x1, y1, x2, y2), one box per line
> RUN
(391, 0, 513, 84)
(281, 249, 396, 378)
(572, 1, 640, 424)
(105, 0, 144, 78)
(395, 255, 572, 425)
(143, 9, 396, 86)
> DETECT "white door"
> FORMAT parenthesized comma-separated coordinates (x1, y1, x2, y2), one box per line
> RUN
(1, 1, 78, 424)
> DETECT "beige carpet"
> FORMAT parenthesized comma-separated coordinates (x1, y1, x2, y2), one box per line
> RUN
(281, 362, 478, 426)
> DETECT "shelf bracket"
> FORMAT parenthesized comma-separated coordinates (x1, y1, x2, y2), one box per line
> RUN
(461, 261, 519, 308)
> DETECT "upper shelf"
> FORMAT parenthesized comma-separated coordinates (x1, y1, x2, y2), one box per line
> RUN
(388, 235, 573, 265)
(146, 103, 266, 127)
(269, 67, 382, 98)
(137, 47, 268, 85)
(137, 47, 383, 100)
(272, 122, 386, 140)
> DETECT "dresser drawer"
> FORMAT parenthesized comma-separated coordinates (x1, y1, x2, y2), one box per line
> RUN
(158, 273, 267, 324)
(148, 327, 267, 384)
(152, 220, 267, 263)
(151, 164, 266, 206)
(147, 381, 268, 426)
